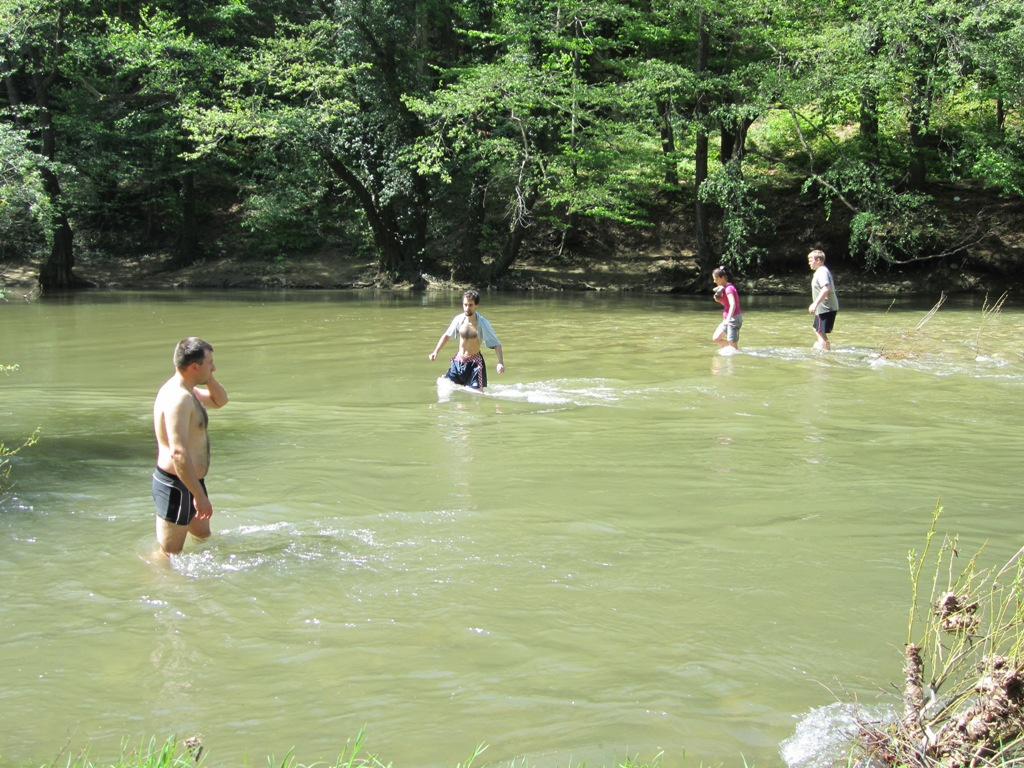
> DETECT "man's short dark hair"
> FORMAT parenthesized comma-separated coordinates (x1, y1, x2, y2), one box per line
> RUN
(173, 337, 213, 369)
(463, 289, 481, 305)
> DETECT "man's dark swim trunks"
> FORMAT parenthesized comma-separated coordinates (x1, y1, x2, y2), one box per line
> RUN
(813, 310, 838, 335)
(152, 466, 206, 526)
(445, 353, 487, 389)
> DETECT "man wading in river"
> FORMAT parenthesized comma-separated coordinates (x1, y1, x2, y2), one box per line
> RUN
(152, 337, 229, 556)
(428, 289, 505, 390)
(807, 249, 839, 351)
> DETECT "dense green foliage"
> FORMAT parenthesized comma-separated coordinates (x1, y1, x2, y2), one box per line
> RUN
(1, 0, 1022, 288)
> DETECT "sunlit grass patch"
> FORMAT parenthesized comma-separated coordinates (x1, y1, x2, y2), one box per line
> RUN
(40, 732, 671, 768)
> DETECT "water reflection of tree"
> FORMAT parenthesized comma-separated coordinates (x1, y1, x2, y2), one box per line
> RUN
(432, 402, 476, 507)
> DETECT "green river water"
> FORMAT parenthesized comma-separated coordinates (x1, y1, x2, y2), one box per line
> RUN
(1, 290, 1022, 768)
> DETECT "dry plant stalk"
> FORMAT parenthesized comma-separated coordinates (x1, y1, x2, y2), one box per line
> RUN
(855, 504, 1024, 768)
(878, 293, 947, 361)
(183, 734, 204, 763)
(973, 291, 1009, 358)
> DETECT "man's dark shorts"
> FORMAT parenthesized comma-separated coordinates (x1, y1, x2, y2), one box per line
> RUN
(445, 353, 487, 389)
(813, 310, 838, 335)
(152, 467, 205, 526)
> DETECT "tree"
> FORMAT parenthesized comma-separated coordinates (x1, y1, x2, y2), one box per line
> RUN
(69, 6, 222, 266)
(0, 0, 87, 290)
(63, 1, 306, 267)
(611, 0, 782, 275)
(2, 0, 1021, 287)
(0, 121, 50, 256)
(947, 0, 1024, 197)
(185, 1, 460, 282)
(413, 0, 666, 283)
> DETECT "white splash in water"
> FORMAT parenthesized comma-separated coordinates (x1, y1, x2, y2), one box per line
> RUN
(165, 519, 381, 578)
(436, 377, 623, 407)
(781, 702, 895, 768)
(491, 379, 622, 406)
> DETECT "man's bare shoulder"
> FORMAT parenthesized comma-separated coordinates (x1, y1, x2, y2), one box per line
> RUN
(155, 376, 194, 411)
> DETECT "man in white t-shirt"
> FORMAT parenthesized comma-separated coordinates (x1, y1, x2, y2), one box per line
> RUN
(807, 249, 839, 350)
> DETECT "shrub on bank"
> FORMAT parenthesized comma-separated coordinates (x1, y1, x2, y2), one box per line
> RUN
(851, 504, 1024, 768)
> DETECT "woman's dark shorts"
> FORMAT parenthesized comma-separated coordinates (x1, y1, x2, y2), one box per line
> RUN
(152, 467, 205, 526)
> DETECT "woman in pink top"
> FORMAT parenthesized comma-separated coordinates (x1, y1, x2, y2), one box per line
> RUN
(711, 265, 743, 350)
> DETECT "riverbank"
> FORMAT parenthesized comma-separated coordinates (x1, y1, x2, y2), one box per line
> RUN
(1, 246, 1012, 300)
(3, 179, 1023, 299)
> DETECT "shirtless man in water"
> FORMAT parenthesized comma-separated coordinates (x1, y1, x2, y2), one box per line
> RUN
(428, 289, 505, 390)
(152, 337, 229, 556)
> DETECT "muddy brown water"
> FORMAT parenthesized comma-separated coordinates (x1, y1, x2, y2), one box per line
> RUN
(1, 290, 1022, 767)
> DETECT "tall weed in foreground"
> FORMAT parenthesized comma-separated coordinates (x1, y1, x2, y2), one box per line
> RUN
(854, 504, 1024, 768)
(0, 429, 39, 498)
(47, 737, 205, 768)
(255, 729, 392, 768)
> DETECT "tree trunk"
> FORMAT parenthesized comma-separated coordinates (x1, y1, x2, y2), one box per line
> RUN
(37, 202, 81, 291)
(720, 117, 750, 164)
(454, 173, 487, 281)
(859, 32, 882, 155)
(408, 174, 429, 272)
(171, 170, 201, 268)
(907, 74, 930, 191)
(694, 11, 714, 275)
(33, 71, 85, 291)
(860, 90, 879, 150)
(487, 190, 537, 284)
(326, 154, 419, 281)
(376, 224, 408, 280)
(657, 98, 679, 188)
